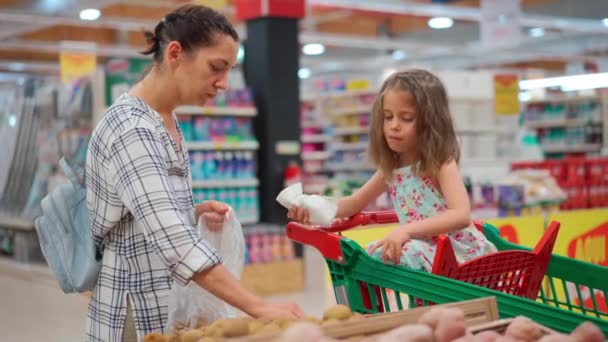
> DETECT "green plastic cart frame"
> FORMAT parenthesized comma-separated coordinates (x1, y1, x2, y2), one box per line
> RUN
(286, 212, 608, 336)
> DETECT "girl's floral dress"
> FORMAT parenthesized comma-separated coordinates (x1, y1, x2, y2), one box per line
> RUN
(369, 165, 497, 272)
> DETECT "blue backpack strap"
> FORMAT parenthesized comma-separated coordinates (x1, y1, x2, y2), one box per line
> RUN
(59, 157, 85, 187)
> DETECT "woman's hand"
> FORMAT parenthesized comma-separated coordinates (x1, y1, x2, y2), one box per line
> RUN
(196, 200, 230, 231)
(248, 301, 304, 321)
(368, 228, 411, 265)
(287, 206, 310, 224)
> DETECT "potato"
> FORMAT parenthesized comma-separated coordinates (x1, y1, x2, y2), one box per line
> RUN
(434, 308, 466, 342)
(273, 322, 324, 342)
(537, 334, 571, 342)
(180, 329, 203, 342)
(220, 318, 249, 338)
(144, 332, 168, 342)
(569, 321, 606, 342)
(305, 316, 323, 325)
(321, 318, 340, 327)
(417, 307, 444, 330)
(377, 324, 434, 342)
(167, 333, 181, 342)
(504, 316, 542, 341)
(349, 313, 365, 322)
(260, 322, 282, 334)
(248, 320, 265, 335)
(323, 304, 353, 321)
(195, 319, 209, 329)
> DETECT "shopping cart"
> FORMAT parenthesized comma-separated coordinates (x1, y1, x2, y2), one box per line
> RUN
(286, 210, 608, 335)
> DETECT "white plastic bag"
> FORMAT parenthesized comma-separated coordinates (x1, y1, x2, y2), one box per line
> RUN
(276, 182, 338, 226)
(165, 208, 245, 332)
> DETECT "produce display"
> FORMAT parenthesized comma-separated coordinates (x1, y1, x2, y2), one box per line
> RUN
(144, 303, 605, 342)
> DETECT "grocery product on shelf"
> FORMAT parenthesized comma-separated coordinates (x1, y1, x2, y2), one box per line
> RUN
(244, 226, 295, 265)
(193, 187, 259, 224)
(176, 88, 260, 224)
(512, 157, 608, 211)
(523, 95, 605, 156)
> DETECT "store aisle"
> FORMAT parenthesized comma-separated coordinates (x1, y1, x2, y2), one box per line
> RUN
(0, 246, 331, 341)
(0, 258, 89, 342)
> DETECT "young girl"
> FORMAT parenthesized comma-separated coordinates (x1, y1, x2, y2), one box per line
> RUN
(289, 69, 496, 270)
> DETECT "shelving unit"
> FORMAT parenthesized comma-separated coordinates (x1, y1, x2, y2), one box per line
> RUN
(300, 89, 378, 205)
(192, 178, 259, 188)
(542, 143, 602, 154)
(522, 94, 606, 157)
(176, 103, 260, 224)
(0, 215, 34, 232)
(185, 141, 259, 150)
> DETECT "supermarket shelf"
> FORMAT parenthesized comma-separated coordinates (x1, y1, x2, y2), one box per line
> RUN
(301, 134, 332, 143)
(522, 95, 600, 105)
(331, 142, 368, 151)
(240, 216, 259, 225)
(192, 178, 259, 188)
(460, 158, 513, 167)
(301, 89, 376, 102)
(301, 121, 326, 129)
(176, 105, 257, 117)
(186, 141, 259, 150)
(542, 143, 602, 153)
(303, 165, 326, 173)
(525, 119, 599, 129)
(456, 127, 500, 134)
(0, 215, 34, 231)
(330, 105, 371, 117)
(334, 126, 369, 135)
(326, 161, 374, 171)
(301, 151, 331, 160)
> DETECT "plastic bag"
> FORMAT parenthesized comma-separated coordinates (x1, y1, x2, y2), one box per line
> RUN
(165, 208, 245, 332)
(276, 182, 338, 226)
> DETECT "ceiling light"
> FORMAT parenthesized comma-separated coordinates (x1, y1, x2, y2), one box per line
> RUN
(298, 68, 311, 79)
(392, 50, 407, 60)
(528, 27, 545, 38)
(519, 72, 608, 92)
(8, 115, 16, 127)
(602, 18, 608, 27)
(428, 17, 453, 30)
(302, 43, 325, 56)
(80, 8, 101, 21)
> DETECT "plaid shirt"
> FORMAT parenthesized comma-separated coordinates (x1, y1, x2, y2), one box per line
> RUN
(85, 94, 221, 341)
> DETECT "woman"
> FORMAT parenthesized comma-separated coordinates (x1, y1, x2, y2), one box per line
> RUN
(86, 5, 303, 341)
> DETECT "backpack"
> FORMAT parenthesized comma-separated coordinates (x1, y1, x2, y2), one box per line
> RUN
(35, 157, 102, 293)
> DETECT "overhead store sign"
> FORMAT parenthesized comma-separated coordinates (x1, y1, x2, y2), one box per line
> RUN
(480, 0, 522, 49)
(59, 41, 97, 84)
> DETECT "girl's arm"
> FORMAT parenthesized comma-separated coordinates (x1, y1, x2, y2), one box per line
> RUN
(335, 171, 388, 218)
(402, 160, 471, 239)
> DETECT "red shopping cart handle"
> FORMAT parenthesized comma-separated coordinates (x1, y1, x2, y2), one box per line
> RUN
(321, 210, 399, 232)
(286, 210, 400, 262)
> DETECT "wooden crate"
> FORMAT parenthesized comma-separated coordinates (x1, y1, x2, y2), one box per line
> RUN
(241, 259, 304, 296)
(235, 297, 499, 341)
